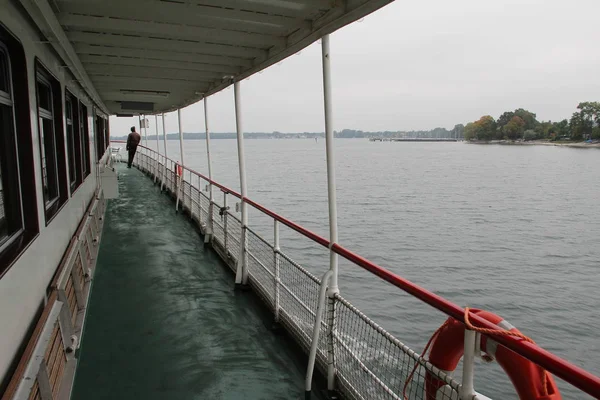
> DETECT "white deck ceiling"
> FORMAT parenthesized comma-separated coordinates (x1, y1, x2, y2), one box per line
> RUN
(20, 0, 394, 115)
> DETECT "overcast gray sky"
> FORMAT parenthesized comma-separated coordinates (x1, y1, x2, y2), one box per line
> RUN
(109, 0, 600, 135)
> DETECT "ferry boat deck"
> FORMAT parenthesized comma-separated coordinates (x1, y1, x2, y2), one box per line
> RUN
(72, 165, 315, 400)
(1, 0, 600, 399)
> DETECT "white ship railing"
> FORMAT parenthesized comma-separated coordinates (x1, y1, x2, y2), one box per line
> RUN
(122, 144, 600, 400)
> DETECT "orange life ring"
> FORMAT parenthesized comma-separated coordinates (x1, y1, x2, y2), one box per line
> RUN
(426, 309, 561, 400)
(176, 163, 183, 177)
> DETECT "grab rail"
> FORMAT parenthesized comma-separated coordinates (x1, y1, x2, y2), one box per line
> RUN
(113, 140, 600, 398)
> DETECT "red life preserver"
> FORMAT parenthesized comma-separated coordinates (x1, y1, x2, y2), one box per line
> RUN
(426, 309, 561, 400)
(176, 163, 183, 177)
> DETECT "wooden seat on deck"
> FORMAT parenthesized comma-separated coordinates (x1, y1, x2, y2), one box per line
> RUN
(1, 193, 106, 400)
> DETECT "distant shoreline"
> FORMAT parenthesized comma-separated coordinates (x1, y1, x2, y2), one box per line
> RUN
(466, 140, 600, 149)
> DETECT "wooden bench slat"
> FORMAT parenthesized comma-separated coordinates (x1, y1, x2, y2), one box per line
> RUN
(1, 292, 58, 400)
(66, 277, 78, 325)
(2, 190, 103, 400)
(43, 322, 59, 369)
(45, 324, 61, 376)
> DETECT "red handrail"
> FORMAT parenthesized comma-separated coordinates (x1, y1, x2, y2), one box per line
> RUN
(331, 243, 600, 397)
(111, 141, 600, 398)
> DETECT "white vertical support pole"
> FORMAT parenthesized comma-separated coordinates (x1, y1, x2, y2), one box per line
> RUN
(223, 192, 228, 250)
(169, 160, 174, 192)
(143, 115, 149, 171)
(460, 329, 477, 398)
(138, 115, 143, 170)
(142, 114, 148, 147)
(273, 220, 281, 322)
(322, 34, 339, 393)
(188, 169, 193, 215)
(197, 173, 202, 224)
(161, 113, 168, 192)
(204, 97, 214, 243)
(175, 109, 185, 212)
(154, 115, 159, 183)
(233, 80, 249, 286)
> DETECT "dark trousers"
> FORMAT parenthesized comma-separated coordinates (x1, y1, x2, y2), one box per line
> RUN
(127, 146, 137, 167)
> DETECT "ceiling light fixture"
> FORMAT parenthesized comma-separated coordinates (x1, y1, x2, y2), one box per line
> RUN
(120, 89, 170, 98)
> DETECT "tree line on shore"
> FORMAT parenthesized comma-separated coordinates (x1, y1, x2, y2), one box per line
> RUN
(463, 102, 600, 142)
(112, 102, 599, 141)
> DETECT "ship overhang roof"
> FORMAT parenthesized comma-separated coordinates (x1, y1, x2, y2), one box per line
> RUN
(19, 0, 394, 114)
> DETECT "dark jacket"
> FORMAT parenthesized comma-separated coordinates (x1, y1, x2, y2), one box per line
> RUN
(126, 131, 141, 151)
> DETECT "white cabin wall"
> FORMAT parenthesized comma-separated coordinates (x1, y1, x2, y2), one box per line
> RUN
(0, 1, 103, 383)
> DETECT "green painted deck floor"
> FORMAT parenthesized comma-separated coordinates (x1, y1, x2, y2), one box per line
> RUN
(72, 165, 309, 400)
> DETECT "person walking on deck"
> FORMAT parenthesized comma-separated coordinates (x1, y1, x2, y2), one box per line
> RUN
(126, 126, 141, 168)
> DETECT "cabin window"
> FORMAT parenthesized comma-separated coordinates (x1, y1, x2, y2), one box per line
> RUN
(66, 95, 76, 189)
(65, 92, 82, 192)
(0, 47, 20, 248)
(36, 63, 66, 224)
(37, 76, 59, 205)
(0, 49, 7, 93)
(105, 119, 110, 152)
(80, 102, 90, 178)
(0, 28, 38, 277)
(95, 114, 107, 162)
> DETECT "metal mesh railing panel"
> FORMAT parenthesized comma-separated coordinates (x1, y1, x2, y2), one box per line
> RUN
(165, 166, 175, 193)
(277, 252, 323, 350)
(334, 295, 460, 400)
(153, 160, 160, 180)
(211, 204, 225, 247)
(190, 185, 202, 221)
(149, 159, 158, 179)
(246, 228, 276, 308)
(181, 180, 191, 210)
(200, 192, 210, 223)
(225, 211, 241, 261)
(186, 180, 193, 212)
(180, 180, 187, 204)
(140, 153, 149, 173)
(157, 162, 165, 186)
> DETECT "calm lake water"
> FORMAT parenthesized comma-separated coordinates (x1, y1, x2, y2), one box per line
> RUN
(134, 138, 600, 399)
